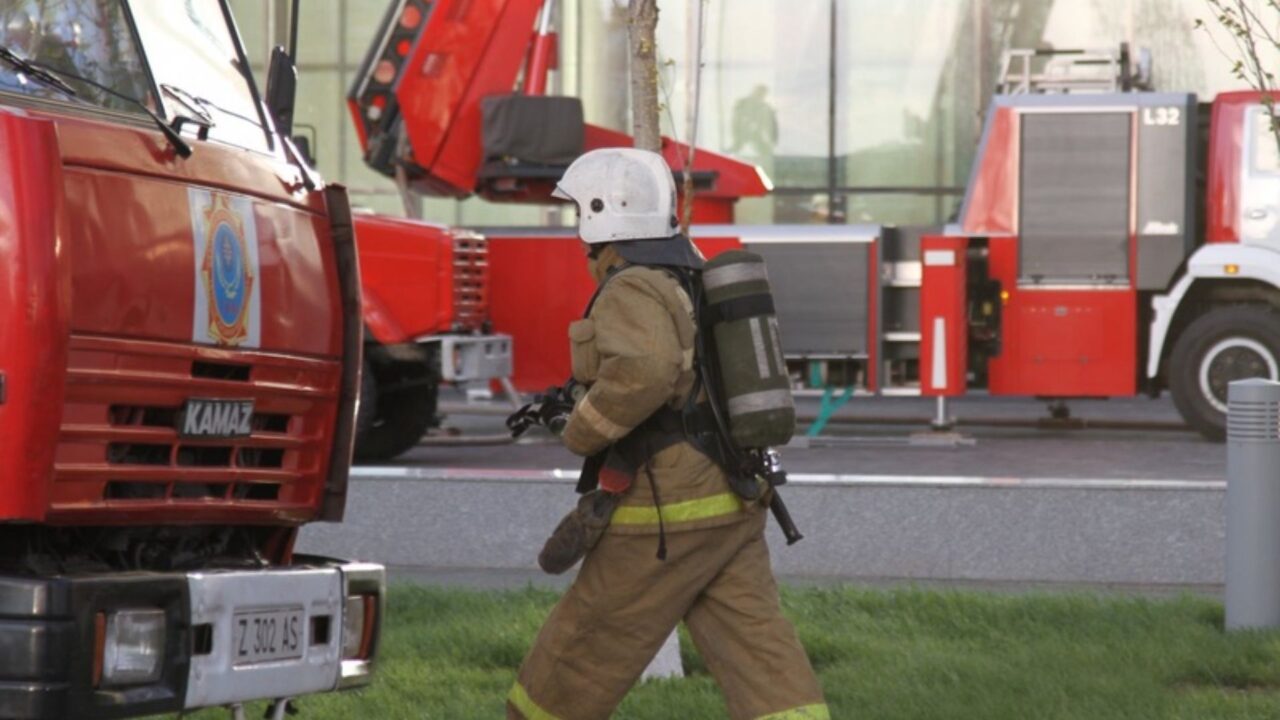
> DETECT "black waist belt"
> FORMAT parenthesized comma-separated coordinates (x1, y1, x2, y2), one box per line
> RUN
(575, 403, 719, 494)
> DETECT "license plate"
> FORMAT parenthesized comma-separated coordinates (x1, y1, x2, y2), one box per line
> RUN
(233, 608, 305, 666)
(179, 398, 254, 439)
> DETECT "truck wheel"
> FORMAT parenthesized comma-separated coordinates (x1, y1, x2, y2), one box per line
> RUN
(1169, 305, 1280, 440)
(354, 359, 438, 462)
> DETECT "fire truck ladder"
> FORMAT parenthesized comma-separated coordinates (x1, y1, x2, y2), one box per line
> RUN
(997, 44, 1152, 95)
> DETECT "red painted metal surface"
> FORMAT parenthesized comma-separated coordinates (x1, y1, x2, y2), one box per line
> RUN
(56, 114, 322, 214)
(0, 111, 71, 520)
(522, 31, 556, 95)
(51, 335, 339, 526)
(350, 0, 769, 211)
(63, 168, 340, 356)
(1205, 91, 1270, 245)
(960, 107, 1018, 236)
(355, 213, 455, 343)
(984, 238, 1136, 397)
(0, 104, 342, 524)
(865, 241, 879, 392)
(487, 230, 740, 390)
(919, 236, 969, 397)
(396, 0, 544, 196)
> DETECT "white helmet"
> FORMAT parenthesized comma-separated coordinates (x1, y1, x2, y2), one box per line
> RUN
(552, 148, 678, 244)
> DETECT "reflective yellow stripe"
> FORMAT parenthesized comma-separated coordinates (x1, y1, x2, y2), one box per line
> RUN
(612, 492, 743, 526)
(507, 683, 562, 720)
(756, 703, 832, 720)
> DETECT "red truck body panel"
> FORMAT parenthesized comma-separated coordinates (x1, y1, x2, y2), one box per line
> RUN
(952, 93, 1203, 399)
(959, 107, 1019, 237)
(0, 108, 344, 526)
(983, 237, 1137, 397)
(0, 112, 70, 520)
(355, 213, 457, 344)
(396, 0, 544, 196)
(919, 236, 969, 397)
(53, 336, 340, 526)
(1205, 91, 1260, 245)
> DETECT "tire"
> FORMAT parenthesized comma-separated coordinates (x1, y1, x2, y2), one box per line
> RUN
(354, 358, 439, 462)
(1168, 305, 1280, 441)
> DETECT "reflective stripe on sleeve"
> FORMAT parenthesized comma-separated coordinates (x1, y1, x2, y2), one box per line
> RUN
(756, 703, 832, 720)
(611, 492, 744, 526)
(575, 396, 630, 442)
(507, 683, 563, 720)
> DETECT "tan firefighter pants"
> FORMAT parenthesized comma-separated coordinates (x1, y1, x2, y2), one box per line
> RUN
(508, 510, 828, 720)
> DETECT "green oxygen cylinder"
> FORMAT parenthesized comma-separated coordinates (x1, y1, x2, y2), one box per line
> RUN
(702, 250, 795, 448)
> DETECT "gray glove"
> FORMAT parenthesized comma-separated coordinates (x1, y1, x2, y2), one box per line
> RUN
(537, 490, 620, 574)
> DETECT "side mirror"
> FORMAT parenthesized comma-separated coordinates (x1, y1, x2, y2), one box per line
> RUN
(265, 45, 297, 137)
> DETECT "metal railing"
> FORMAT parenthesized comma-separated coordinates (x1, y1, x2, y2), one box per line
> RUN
(997, 44, 1153, 95)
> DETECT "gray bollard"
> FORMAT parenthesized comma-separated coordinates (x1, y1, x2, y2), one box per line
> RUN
(1226, 378, 1280, 630)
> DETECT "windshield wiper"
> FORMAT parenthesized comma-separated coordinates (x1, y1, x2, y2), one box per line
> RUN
(0, 49, 194, 158)
(0, 46, 77, 97)
(159, 84, 216, 129)
(161, 83, 263, 128)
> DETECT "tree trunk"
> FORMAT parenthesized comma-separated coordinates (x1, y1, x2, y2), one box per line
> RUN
(628, 0, 661, 152)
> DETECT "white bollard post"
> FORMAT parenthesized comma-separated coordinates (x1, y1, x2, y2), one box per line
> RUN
(1225, 378, 1280, 630)
(641, 629, 684, 681)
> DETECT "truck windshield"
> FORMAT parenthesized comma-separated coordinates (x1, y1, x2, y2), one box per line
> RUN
(129, 0, 270, 153)
(0, 0, 152, 113)
(1253, 107, 1280, 175)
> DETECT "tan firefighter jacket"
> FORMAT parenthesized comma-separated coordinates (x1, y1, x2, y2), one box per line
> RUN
(561, 245, 760, 535)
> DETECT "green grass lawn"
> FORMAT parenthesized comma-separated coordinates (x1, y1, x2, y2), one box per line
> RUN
(164, 584, 1280, 719)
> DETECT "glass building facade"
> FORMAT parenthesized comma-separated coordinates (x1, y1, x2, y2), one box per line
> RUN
(229, 0, 1277, 226)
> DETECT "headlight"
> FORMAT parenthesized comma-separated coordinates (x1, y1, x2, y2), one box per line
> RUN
(342, 594, 373, 660)
(98, 609, 166, 686)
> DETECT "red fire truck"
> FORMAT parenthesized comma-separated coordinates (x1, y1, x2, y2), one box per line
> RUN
(350, 3, 1276, 440)
(915, 49, 1280, 439)
(0, 2, 383, 718)
(354, 211, 511, 461)
(347, 0, 767, 398)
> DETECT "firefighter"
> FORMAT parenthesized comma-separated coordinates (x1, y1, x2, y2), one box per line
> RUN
(507, 148, 828, 720)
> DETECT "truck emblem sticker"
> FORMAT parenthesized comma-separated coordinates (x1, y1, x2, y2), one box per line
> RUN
(189, 190, 261, 347)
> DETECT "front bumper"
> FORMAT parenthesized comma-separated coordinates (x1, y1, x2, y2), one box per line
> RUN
(427, 333, 513, 383)
(0, 559, 384, 720)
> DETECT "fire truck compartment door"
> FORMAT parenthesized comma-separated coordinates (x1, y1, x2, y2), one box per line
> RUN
(744, 233, 874, 357)
(989, 287, 1137, 397)
(920, 236, 968, 396)
(1019, 112, 1131, 284)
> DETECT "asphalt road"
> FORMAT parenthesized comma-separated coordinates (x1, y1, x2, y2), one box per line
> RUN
(386, 392, 1223, 482)
(308, 392, 1227, 590)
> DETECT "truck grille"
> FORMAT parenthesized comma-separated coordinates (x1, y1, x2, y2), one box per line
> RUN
(452, 230, 489, 331)
(51, 335, 340, 523)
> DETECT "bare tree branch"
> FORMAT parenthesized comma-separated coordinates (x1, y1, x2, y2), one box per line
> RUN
(628, 0, 661, 153)
(1199, 0, 1280, 154)
(1236, 1, 1280, 48)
